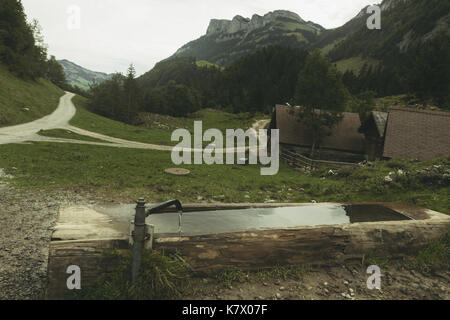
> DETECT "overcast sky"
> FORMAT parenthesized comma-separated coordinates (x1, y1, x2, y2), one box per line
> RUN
(21, 0, 376, 76)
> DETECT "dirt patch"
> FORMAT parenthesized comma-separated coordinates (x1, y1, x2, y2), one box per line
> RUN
(186, 260, 449, 300)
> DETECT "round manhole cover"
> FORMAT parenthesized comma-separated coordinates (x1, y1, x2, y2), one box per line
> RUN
(164, 168, 190, 176)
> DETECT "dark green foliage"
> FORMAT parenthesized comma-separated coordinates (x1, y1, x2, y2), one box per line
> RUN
(348, 90, 376, 124)
(294, 50, 348, 157)
(0, 0, 47, 78)
(144, 80, 200, 117)
(341, 34, 450, 109)
(322, 0, 450, 108)
(326, 0, 449, 62)
(219, 46, 309, 113)
(406, 33, 450, 108)
(88, 73, 124, 120)
(123, 64, 141, 123)
(45, 55, 67, 88)
(87, 65, 142, 124)
(139, 57, 219, 115)
(138, 46, 309, 116)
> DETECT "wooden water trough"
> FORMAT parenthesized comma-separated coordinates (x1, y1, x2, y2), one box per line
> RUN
(46, 202, 450, 299)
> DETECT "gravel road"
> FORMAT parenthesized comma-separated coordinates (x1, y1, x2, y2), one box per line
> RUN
(0, 185, 96, 299)
(0, 92, 267, 153)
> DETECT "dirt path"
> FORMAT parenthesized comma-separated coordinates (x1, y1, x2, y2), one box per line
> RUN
(0, 92, 270, 153)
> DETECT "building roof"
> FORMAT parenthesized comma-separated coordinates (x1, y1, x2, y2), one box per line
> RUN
(383, 107, 450, 160)
(274, 105, 365, 153)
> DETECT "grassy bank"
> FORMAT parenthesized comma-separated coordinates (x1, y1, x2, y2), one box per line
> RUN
(0, 64, 64, 127)
(68, 95, 262, 146)
(0, 142, 448, 213)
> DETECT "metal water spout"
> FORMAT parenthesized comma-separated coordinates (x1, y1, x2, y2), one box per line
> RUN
(131, 198, 183, 283)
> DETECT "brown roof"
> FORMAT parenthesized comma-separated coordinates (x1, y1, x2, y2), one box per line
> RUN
(383, 107, 450, 160)
(274, 105, 365, 153)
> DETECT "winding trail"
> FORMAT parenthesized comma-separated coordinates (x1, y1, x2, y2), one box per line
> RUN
(0, 92, 270, 152)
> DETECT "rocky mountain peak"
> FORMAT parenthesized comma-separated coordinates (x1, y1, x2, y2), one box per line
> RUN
(206, 10, 305, 36)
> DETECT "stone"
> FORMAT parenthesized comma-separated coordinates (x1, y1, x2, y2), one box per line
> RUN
(164, 168, 190, 176)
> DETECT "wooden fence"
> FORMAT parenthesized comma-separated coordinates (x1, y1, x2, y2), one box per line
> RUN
(280, 149, 357, 170)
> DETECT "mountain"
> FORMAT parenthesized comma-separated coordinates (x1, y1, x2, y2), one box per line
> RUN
(167, 1, 449, 73)
(316, 0, 450, 71)
(170, 10, 324, 66)
(58, 59, 112, 90)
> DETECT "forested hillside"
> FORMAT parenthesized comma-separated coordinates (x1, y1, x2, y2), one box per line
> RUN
(0, 0, 66, 126)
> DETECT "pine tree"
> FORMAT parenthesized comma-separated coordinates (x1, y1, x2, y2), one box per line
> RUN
(294, 50, 348, 158)
(123, 64, 141, 123)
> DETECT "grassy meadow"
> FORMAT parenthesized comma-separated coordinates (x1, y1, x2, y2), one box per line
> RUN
(0, 65, 64, 127)
(0, 141, 448, 213)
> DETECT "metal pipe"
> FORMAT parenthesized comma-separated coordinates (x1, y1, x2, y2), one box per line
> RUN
(131, 198, 146, 283)
(146, 199, 183, 216)
(131, 198, 183, 283)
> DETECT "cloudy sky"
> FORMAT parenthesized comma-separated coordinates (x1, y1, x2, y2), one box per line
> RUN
(21, 0, 376, 76)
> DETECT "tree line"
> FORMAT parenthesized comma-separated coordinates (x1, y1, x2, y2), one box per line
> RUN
(0, 0, 68, 87)
(342, 33, 449, 109)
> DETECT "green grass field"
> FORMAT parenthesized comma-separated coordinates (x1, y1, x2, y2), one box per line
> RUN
(68, 95, 262, 146)
(0, 142, 448, 213)
(335, 56, 380, 75)
(0, 64, 64, 127)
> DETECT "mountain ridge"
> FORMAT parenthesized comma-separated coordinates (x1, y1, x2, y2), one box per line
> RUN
(58, 59, 112, 91)
(171, 10, 324, 66)
(168, 0, 448, 71)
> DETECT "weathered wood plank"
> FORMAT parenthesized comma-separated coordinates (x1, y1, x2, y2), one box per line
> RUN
(46, 239, 129, 300)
